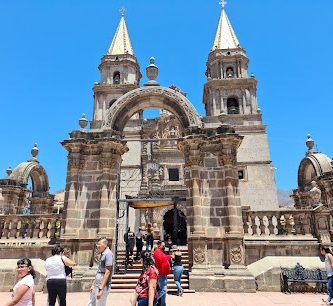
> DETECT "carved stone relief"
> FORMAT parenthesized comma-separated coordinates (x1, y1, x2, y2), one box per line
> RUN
(230, 245, 243, 264)
(193, 247, 206, 264)
(102, 87, 202, 130)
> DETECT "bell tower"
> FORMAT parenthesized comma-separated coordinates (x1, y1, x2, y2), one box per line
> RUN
(91, 9, 142, 129)
(203, 3, 279, 210)
(203, 3, 258, 117)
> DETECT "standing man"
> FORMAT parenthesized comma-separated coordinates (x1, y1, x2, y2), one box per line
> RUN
(124, 227, 135, 265)
(154, 240, 174, 306)
(87, 237, 114, 306)
(135, 227, 144, 260)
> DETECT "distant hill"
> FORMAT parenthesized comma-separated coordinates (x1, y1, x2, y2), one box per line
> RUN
(277, 188, 294, 209)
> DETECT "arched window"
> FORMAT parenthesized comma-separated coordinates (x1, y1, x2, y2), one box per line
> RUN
(113, 71, 120, 84)
(227, 98, 239, 114)
(226, 66, 234, 78)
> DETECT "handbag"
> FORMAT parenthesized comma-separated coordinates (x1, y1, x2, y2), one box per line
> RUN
(61, 257, 73, 278)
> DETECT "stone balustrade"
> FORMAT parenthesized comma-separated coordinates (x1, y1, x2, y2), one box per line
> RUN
(243, 210, 316, 237)
(0, 214, 60, 241)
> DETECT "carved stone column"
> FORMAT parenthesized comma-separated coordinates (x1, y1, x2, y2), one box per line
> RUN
(178, 136, 205, 236)
(178, 135, 208, 279)
(61, 143, 83, 238)
(216, 137, 245, 268)
(0, 188, 4, 214)
(98, 140, 128, 238)
(139, 141, 149, 196)
(184, 130, 256, 292)
(1, 185, 22, 214)
(61, 131, 128, 266)
(313, 206, 332, 244)
(218, 149, 243, 236)
(209, 134, 255, 291)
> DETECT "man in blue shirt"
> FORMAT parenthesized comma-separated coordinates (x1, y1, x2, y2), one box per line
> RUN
(87, 237, 114, 306)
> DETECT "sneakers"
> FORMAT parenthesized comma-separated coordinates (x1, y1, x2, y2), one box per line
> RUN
(179, 288, 184, 297)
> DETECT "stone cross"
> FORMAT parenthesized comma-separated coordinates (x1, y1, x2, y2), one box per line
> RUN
(120, 6, 126, 16)
(219, 0, 227, 8)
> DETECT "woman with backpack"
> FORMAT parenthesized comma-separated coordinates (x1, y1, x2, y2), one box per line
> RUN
(131, 250, 159, 306)
(45, 246, 76, 306)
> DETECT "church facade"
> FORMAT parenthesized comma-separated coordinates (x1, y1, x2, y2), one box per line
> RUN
(59, 6, 280, 291)
(1, 5, 332, 293)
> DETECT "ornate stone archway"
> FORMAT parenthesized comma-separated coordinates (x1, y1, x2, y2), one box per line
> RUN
(10, 161, 50, 193)
(0, 160, 53, 214)
(102, 86, 203, 132)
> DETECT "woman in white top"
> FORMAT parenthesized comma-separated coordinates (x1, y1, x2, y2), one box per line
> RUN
(45, 246, 76, 306)
(4, 257, 35, 306)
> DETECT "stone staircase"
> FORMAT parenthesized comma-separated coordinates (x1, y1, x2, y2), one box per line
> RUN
(112, 246, 194, 293)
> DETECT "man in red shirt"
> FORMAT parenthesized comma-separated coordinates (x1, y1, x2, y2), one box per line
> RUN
(153, 240, 174, 306)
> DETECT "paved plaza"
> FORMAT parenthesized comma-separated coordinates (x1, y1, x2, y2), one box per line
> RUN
(0, 291, 328, 306)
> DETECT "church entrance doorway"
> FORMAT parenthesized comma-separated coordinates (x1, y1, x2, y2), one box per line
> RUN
(163, 208, 187, 245)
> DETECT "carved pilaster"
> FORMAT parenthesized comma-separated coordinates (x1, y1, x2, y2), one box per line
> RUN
(98, 139, 128, 238)
(218, 153, 237, 167)
(99, 156, 117, 170)
(0, 186, 21, 214)
(313, 206, 332, 244)
(178, 136, 206, 236)
(178, 137, 205, 167)
(63, 142, 84, 173)
(193, 245, 206, 264)
(229, 243, 245, 266)
(209, 136, 243, 236)
(187, 236, 209, 272)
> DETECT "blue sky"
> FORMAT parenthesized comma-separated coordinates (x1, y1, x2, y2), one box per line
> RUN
(0, 0, 331, 193)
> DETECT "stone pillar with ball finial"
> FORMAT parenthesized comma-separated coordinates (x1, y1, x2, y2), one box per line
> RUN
(29, 143, 39, 162)
(144, 57, 159, 86)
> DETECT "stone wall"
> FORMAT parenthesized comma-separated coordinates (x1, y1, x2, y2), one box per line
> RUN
(245, 240, 319, 265)
(237, 131, 279, 210)
(0, 245, 53, 260)
(239, 163, 278, 210)
(247, 256, 325, 291)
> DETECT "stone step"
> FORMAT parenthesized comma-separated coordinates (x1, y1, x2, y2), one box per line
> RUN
(116, 260, 190, 264)
(117, 265, 189, 274)
(112, 274, 188, 281)
(111, 288, 196, 293)
(117, 252, 189, 257)
(117, 248, 189, 253)
(117, 260, 189, 269)
(111, 283, 189, 290)
(114, 245, 191, 291)
(117, 253, 189, 258)
(116, 269, 189, 275)
(112, 278, 189, 284)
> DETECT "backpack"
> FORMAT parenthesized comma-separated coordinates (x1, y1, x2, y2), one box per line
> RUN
(61, 257, 73, 278)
